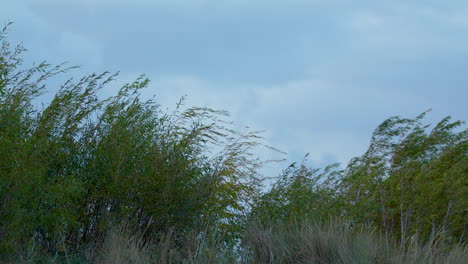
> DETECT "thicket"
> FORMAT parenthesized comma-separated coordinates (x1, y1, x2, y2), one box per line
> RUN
(253, 111, 467, 247)
(1, 24, 466, 263)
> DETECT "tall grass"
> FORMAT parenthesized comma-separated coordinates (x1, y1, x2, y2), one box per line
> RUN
(243, 220, 467, 264)
(9, 220, 465, 264)
(84, 226, 238, 264)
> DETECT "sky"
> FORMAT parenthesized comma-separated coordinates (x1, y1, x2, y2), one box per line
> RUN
(2, 0, 468, 175)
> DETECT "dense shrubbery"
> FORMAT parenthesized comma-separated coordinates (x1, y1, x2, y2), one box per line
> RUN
(0, 24, 266, 255)
(1, 24, 466, 263)
(253, 112, 467, 247)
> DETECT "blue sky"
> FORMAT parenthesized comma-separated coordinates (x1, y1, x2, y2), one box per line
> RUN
(2, 0, 467, 174)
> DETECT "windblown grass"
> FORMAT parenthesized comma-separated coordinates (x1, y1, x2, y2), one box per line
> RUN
(243, 220, 467, 264)
(7, 221, 466, 264)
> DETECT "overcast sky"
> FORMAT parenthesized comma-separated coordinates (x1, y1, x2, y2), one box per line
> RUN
(2, 0, 467, 175)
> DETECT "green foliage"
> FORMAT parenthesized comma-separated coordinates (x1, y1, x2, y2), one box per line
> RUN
(253, 110, 467, 250)
(341, 111, 467, 246)
(1, 23, 466, 262)
(0, 25, 267, 256)
(250, 157, 344, 224)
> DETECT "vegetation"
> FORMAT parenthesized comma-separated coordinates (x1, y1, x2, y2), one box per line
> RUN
(1, 24, 466, 263)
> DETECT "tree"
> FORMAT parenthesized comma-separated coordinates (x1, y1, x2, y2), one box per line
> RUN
(0, 24, 271, 254)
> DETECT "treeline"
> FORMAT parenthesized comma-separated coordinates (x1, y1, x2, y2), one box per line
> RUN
(0, 25, 466, 263)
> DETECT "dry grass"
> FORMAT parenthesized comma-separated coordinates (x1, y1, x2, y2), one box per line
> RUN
(97, 227, 150, 264)
(4, 222, 466, 264)
(242, 220, 467, 264)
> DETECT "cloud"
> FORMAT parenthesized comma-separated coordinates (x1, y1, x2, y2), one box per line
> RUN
(3, 0, 467, 176)
(128, 74, 420, 166)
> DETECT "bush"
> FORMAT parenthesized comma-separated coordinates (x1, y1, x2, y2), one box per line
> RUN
(0, 23, 267, 257)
